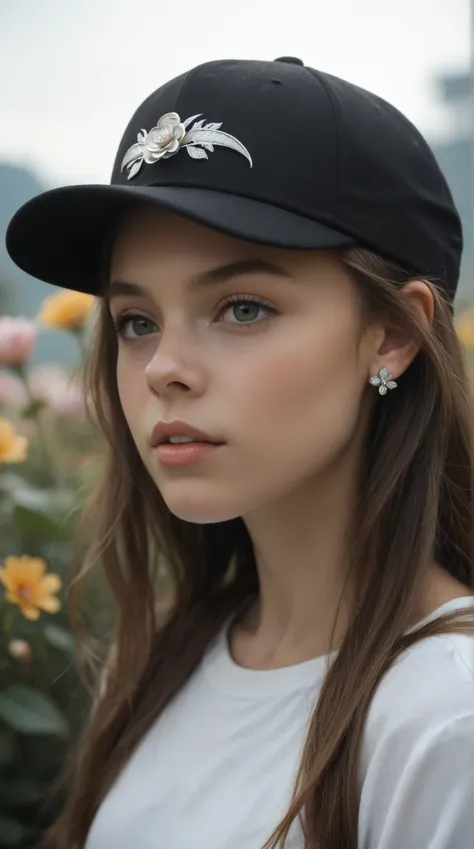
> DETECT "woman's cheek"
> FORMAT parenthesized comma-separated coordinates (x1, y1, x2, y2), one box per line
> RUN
(117, 360, 146, 428)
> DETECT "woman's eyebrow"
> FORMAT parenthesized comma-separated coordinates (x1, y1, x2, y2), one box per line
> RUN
(185, 258, 295, 291)
(107, 258, 294, 303)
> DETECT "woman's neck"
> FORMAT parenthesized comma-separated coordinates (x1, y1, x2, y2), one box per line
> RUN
(230, 562, 472, 672)
(237, 453, 360, 669)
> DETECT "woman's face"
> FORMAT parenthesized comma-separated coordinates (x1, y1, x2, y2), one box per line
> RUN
(108, 207, 376, 523)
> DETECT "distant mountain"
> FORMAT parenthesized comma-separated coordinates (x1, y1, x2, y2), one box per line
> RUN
(0, 164, 77, 366)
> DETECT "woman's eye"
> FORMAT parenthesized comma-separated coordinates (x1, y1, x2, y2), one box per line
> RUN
(112, 297, 275, 341)
(217, 297, 275, 325)
(112, 313, 157, 340)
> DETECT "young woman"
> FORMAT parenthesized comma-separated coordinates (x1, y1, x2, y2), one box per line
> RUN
(6, 57, 474, 849)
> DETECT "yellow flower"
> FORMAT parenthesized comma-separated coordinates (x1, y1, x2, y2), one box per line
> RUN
(456, 312, 474, 350)
(37, 290, 95, 331)
(0, 417, 28, 463)
(0, 555, 62, 621)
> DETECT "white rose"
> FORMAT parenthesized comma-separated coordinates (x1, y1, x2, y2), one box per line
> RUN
(143, 112, 185, 163)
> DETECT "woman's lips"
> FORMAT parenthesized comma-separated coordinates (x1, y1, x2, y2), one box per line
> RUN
(155, 441, 224, 466)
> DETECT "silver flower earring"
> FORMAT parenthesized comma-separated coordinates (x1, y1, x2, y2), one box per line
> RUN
(369, 367, 398, 395)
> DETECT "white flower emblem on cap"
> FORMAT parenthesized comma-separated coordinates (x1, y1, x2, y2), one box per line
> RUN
(121, 112, 253, 180)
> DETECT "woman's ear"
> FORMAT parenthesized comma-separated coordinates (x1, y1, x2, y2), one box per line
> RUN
(368, 280, 434, 381)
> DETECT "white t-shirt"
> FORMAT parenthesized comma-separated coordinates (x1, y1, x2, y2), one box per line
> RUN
(85, 596, 474, 849)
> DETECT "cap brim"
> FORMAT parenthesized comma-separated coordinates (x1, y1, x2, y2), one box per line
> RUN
(6, 184, 355, 295)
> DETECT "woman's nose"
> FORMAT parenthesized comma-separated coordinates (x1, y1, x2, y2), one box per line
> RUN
(144, 329, 207, 396)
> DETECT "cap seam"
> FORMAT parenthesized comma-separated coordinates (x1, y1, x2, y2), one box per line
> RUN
(174, 59, 236, 114)
(305, 67, 341, 205)
(174, 62, 202, 116)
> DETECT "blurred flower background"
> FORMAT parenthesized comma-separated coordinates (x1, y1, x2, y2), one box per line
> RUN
(0, 0, 473, 846)
(0, 291, 112, 847)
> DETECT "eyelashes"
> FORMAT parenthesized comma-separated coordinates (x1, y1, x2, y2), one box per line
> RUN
(111, 295, 278, 341)
(111, 311, 153, 339)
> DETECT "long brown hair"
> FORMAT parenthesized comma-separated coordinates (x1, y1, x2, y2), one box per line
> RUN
(42, 246, 474, 849)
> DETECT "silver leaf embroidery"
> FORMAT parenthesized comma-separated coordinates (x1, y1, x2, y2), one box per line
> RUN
(187, 146, 208, 159)
(127, 159, 143, 180)
(182, 113, 202, 130)
(182, 127, 253, 167)
(121, 143, 144, 170)
(121, 112, 253, 179)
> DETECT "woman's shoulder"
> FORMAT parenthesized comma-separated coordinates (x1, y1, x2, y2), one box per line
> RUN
(373, 628, 474, 716)
(358, 600, 474, 846)
(362, 600, 474, 772)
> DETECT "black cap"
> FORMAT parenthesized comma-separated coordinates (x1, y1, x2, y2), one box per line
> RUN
(5, 57, 462, 300)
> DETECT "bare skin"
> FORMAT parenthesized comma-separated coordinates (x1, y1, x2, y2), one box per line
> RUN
(108, 206, 471, 672)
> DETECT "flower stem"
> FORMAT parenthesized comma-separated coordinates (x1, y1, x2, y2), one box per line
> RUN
(16, 365, 59, 483)
(73, 326, 87, 360)
(2, 602, 17, 636)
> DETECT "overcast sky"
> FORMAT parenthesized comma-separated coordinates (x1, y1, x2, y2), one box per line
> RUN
(0, 0, 469, 188)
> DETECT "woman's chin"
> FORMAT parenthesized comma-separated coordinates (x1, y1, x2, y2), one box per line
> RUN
(159, 486, 245, 525)
(168, 504, 242, 524)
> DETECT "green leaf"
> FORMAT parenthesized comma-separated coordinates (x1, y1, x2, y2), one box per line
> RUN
(0, 475, 77, 525)
(0, 474, 35, 499)
(0, 728, 14, 766)
(0, 778, 43, 805)
(13, 503, 61, 540)
(12, 484, 52, 513)
(0, 477, 59, 540)
(0, 685, 69, 738)
(20, 398, 48, 419)
(44, 623, 76, 654)
(0, 816, 28, 845)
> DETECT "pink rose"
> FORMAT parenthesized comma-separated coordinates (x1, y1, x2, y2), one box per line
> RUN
(0, 317, 37, 368)
(29, 364, 85, 417)
(53, 382, 85, 416)
(0, 370, 28, 408)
